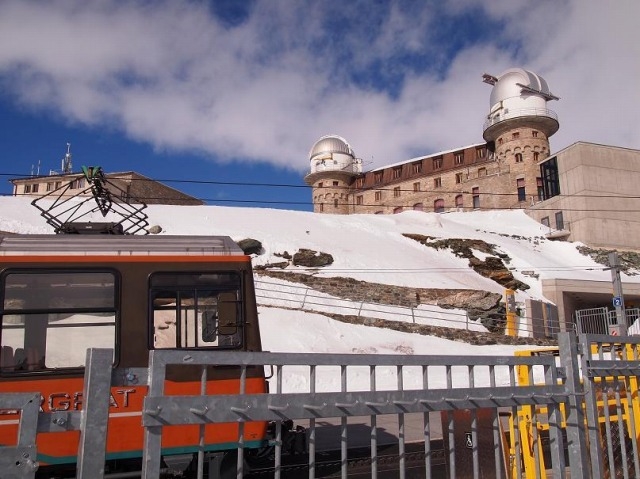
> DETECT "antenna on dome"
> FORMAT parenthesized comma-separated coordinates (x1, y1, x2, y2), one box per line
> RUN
(61, 143, 73, 174)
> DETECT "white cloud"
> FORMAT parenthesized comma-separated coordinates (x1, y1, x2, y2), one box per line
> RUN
(0, 0, 638, 172)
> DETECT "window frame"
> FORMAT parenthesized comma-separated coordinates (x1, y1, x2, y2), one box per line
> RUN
(149, 271, 244, 351)
(0, 268, 120, 376)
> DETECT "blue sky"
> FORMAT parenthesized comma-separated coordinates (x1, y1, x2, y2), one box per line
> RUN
(0, 0, 638, 211)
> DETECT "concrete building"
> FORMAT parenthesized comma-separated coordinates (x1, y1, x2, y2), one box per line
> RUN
(528, 142, 640, 250)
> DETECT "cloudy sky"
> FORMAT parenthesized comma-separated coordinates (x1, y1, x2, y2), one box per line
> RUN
(0, 0, 638, 209)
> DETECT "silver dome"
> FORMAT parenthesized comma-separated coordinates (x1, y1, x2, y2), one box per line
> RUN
(490, 68, 556, 106)
(309, 135, 354, 161)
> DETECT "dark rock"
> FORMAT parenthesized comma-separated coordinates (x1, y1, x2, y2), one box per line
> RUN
(292, 249, 334, 267)
(238, 238, 263, 256)
(148, 225, 162, 234)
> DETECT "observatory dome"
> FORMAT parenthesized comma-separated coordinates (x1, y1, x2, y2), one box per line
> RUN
(309, 135, 354, 162)
(489, 68, 553, 107)
(308, 135, 361, 175)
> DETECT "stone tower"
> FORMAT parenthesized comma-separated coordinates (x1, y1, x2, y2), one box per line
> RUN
(482, 68, 559, 207)
(304, 135, 362, 214)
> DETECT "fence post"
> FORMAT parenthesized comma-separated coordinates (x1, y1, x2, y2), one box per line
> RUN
(301, 287, 308, 309)
(77, 348, 113, 479)
(557, 333, 591, 478)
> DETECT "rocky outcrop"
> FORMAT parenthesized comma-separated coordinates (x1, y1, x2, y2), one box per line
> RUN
(292, 249, 334, 267)
(577, 245, 640, 275)
(403, 234, 530, 291)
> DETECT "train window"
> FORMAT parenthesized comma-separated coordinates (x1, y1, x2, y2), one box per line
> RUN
(150, 272, 242, 349)
(0, 270, 118, 373)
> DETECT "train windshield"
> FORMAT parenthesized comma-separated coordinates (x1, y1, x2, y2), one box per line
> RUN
(150, 272, 243, 349)
(0, 270, 117, 373)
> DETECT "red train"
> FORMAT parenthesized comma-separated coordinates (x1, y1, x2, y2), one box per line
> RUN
(0, 233, 268, 477)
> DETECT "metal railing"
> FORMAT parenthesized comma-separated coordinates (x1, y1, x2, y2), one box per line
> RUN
(2, 333, 640, 478)
(483, 107, 558, 131)
(576, 307, 640, 335)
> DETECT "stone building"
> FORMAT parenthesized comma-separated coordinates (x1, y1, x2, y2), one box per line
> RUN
(305, 68, 558, 217)
(10, 170, 202, 206)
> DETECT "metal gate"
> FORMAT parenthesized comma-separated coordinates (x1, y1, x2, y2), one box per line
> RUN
(1, 333, 640, 478)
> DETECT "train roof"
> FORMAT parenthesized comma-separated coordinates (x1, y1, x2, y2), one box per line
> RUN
(0, 235, 245, 256)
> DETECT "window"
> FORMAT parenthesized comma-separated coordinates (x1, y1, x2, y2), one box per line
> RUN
(393, 206, 403, 214)
(392, 167, 402, 179)
(46, 182, 53, 192)
(533, 152, 539, 162)
(393, 187, 401, 197)
(23, 185, 31, 194)
(433, 177, 442, 188)
(541, 217, 550, 228)
(413, 203, 423, 211)
(332, 181, 339, 186)
(555, 211, 565, 230)
(1, 270, 117, 373)
(540, 156, 560, 199)
(375, 191, 382, 201)
(355, 178, 364, 188)
(356, 195, 363, 205)
(472, 187, 480, 209)
(515, 153, 523, 163)
(478, 167, 487, 177)
(537, 177, 544, 201)
(432, 157, 443, 170)
(319, 203, 324, 212)
(150, 272, 242, 349)
(374, 172, 383, 184)
(413, 182, 421, 192)
(55, 181, 61, 189)
(475, 147, 486, 160)
(455, 194, 463, 208)
(412, 162, 422, 174)
(334, 199, 339, 208)
(455, 173, 463, 184)
(318, 182, 323, 188)
(512, 132, 520, 139)
(532, 130, 539, 138)
(454, 152, 464, 165)
(434, 199, 445, 213)
(517, 178, 526, 202)
(498, 138, 503, 145)
(32, 184, 39, 193)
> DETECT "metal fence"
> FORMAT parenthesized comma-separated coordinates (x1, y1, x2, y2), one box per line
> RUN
(1, 333, 640, 478)
(576, 307, 640, 335)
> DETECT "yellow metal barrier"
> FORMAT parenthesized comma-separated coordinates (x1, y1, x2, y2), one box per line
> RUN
(506, 343, 640, 479)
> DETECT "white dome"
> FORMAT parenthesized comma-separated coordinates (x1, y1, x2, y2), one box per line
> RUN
(489, 68, 556, 107)
(308, 135, 361, 175)
(309, 135, 354, 161)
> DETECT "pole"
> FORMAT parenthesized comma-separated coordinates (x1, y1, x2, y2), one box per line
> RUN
(608, 251, 628, 335)
(505, 289, 516, 337)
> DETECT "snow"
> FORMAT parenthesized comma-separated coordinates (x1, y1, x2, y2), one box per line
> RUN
(0, 196, 633, 390)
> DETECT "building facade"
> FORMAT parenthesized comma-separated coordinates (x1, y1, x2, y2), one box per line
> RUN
(10, 170, 203, 206)
(529, 142, 640, 250)
(304, 68, 559, 216)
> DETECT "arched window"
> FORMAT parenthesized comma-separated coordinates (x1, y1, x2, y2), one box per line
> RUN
(393, 206, 403, 214)
(413, 203, 423, 212)
(434, 199, 445, 213)
(515, 153, 523, 163)
(455, 194, 463, 209)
